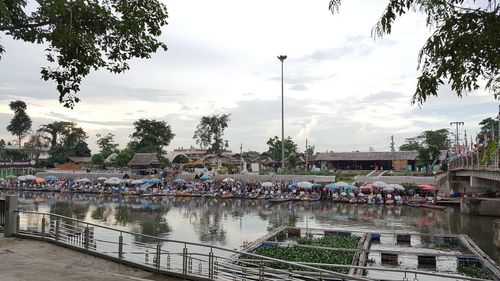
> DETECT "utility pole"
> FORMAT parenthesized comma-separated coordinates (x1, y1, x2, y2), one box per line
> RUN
(305, 138, 308, 171)
(278, 55, 287, 170)
(450, 121, 464, 155)
(390, 135, 395, 152)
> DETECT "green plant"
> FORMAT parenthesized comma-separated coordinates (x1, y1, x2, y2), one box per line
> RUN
(458, 264, 491, 279)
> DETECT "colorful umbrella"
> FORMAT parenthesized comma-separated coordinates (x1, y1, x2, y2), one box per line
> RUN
(372, 181, 387, 189)
(174, 178, 187, 184)
(297, 182, 314, 189)
(45, 175, 58, 181)
(418, 184, 434, 191)
(223, 178, 235, 183)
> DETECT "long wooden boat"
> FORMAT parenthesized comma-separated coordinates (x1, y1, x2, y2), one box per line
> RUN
(268, 198, 292, 203)
(420, 204, 447, 210)
(406, 202, 421, 208)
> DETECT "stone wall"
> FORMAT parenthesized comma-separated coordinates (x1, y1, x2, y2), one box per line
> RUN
(461, 198, 500, 216)
(354, 175, 435, 185)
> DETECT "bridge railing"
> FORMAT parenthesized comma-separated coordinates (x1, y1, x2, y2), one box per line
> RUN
(448, 152, 500, 171)
(11, 209, 495, 281)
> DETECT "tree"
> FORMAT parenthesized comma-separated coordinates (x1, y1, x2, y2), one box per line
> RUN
(91, 153, 105, 166)
(0, 1, 168, 108)
(329, 0, 500, 104)
(267, 136, 298, 161)
(193, 114, 231, 155)
(97, 133, 119, 159)
(38, 121, 90, 163)
(477, 117, 499, 144)
(0, 139, 5, 148)
(6, 100, 32, 149)
(400, 129, 449, 173)
(38, 121, 74, 148)
(24, 133, 50, 161)
(399, 137, 420, 151)
(129, 119, 175, 154)
(115, 148, 135, 167)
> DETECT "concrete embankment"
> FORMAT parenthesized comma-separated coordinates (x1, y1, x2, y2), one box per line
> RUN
(176, 173, 336, 183)
(0, 235, 181, 281)
(460, 198, 500, 217)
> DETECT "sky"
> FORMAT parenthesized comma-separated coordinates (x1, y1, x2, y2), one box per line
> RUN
(0, 0, 498, 154)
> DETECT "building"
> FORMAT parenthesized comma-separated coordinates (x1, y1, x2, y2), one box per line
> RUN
(314, 151, 448, 171)
(54, 157, 92, 170)
(128, 153, 162, 175)
(166, 147, 233, 163)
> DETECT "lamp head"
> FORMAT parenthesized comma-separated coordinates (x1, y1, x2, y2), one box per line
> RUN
(277, 55, 287, 61)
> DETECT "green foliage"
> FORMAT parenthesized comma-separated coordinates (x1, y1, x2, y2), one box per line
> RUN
(114, 147, 135, 167)
(400, 129, 449, 173)
(91, 153, 105, 166)
(477, 117, 499, 144)
(458, 264, 491, 279)
(96, 133, 119, 159)
(0, 148, 29, 160)
(267, 136, 298, 160)
(296, 235, 360, 249)
(193, 114, 231, 155)
(129, 119, 175, 154)
(329, 0, 500, 103)
(6, 100, 32, 149)
(38, 121, 91, 163)
(481, 139, 497, 165)
(305, 144, 315, 158)
(0, 0, 168, 108)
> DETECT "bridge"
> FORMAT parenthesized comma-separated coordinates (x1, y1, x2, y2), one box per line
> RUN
(448, 153, 500, 194)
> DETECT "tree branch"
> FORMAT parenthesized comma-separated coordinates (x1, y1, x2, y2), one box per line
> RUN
(0, 20, 54, 31)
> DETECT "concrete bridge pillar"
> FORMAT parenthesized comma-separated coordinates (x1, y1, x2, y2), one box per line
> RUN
(495, 220, 500, 248)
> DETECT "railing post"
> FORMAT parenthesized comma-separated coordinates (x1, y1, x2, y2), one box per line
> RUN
(41, 216, 46, 238)
(208, 248, 214, 279)
(118, 233, 123, 259)
(84, 225, 89, 249)
(155, 243, 161, 269)
(4, 195, 18, 237)
(55, 220, 60, 241)
(182, 245, 188, 274)
(16, 214, 19, 234)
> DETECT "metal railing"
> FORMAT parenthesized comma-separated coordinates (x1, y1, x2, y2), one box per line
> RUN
(0, 198, 5, 230)
(13, 210, 496, 281)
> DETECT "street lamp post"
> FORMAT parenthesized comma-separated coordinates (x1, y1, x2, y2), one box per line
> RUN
(277, 55, 287, 170)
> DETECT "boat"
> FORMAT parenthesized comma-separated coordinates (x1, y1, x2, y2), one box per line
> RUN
(421, 204, 447, 210)
(268, 198, 292, 203)
(406, 202, 421, 208)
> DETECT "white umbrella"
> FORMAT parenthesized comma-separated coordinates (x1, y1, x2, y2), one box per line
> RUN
(97, 176, 108, 181)
(18, 176, 27, 181)
(388, 184, 405, 191)
(382, 186, 395, 193)
(372, 181, 387, 189)
(131, 179, 144, 185)
(104, 177, 121, 185)
(297, 182, 313, 189)
(223, 178, 235, 183)
(333, 181, 349, 187)
(261, 182, 274, 188)
(24, 175, 37, 180)
(78, 178, 91, 183)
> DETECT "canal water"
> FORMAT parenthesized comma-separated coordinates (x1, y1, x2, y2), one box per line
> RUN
(5, 191, 499, 264)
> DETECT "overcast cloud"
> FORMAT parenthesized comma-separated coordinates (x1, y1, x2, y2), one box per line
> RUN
(0, 0, 497, 153)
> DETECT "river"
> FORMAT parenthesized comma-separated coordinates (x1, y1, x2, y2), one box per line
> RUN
(4, 191, 499, 263)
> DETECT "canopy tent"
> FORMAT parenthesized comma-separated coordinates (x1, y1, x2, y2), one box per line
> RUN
(372, 181, 387, 189)
(104, 177, 121, 185)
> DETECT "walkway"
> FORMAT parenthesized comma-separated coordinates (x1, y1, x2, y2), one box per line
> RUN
(0, 235, 183, 281)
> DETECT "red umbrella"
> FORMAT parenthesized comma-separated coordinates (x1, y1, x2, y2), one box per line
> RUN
(360, 184, 373, 190)
(418, 184, 434, 191)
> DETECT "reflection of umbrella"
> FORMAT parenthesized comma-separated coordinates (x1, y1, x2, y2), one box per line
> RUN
(297, 182, 313, 189)
(223, 178, 235, 183)
(372, 181, 387, 189)
(261, 182, 274, 188)
(45, 175, 58, 181)
(200, 175, 210, 180)
(418, 184, 434, 191)
(174, 178, 187, 184)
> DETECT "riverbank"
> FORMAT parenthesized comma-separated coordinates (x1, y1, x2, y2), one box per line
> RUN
(0, 234, 182, 281)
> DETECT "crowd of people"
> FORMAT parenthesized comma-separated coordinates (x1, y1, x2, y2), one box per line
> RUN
(0, 175, 433, 204)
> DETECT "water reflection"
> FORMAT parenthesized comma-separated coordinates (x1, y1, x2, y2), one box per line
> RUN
(4, 191, 498, 263)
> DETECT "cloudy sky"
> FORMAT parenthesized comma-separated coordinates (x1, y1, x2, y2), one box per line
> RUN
(0, 0, 497, 154)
